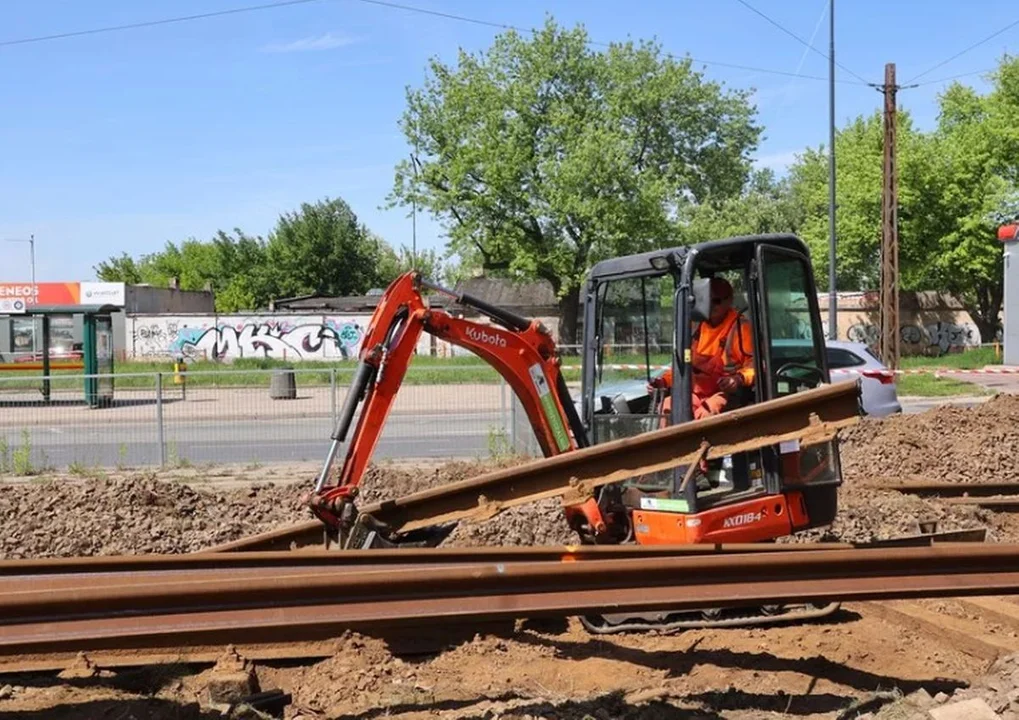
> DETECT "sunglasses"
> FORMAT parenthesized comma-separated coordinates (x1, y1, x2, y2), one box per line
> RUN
(711, 296, 731, 305)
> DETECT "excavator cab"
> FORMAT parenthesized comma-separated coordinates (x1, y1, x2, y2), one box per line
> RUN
(575, 233, 842, 546)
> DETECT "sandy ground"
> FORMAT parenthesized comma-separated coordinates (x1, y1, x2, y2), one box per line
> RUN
(5, 395, 1019, 719)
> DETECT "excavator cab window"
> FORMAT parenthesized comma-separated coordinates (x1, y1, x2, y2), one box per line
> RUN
(590, 274, 674, 445)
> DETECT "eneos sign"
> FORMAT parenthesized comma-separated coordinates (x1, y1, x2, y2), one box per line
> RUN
(0, 283, 81, 306)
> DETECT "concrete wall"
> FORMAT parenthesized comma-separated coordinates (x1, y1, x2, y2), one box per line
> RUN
(125, 313, 445, 361)
(816, 291, 984, 355)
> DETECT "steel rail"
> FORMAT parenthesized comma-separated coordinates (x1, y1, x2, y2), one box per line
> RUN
(4, 543, 1019, 624)
(876, 481, 1019, 497)
(214, 382, 860, 552)
(0, 542, 859, 576)
(334, 381, 861, 535)
(5, 544, 1019, 655)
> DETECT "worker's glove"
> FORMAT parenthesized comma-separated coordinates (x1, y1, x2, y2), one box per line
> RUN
(647, 376, 668, 392)
(718, 375, 741, 393)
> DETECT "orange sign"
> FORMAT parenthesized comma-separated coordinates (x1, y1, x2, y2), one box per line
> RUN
(0, 282, 80, 306)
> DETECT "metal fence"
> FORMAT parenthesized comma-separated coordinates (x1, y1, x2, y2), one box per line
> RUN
(0, 367, 537, 473)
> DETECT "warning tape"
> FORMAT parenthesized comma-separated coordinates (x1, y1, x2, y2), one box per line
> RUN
(558, 364, 1019, 375)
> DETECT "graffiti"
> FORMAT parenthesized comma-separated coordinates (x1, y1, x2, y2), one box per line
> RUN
(846, 323, 880, 347)
(129, 315, 369, 361)
(924, 321, 977, 354)
(845, 321, 979, 354)
(170, 320, 364, 360)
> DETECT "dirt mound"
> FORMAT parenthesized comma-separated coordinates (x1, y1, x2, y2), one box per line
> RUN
(0, 476, 308, 559)
(840, 393, 1019, 485)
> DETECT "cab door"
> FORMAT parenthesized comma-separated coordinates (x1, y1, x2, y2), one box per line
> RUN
(754, 244, 829, 398)
(754, 243, 842, 497)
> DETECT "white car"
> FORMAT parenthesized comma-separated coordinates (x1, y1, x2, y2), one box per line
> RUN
(825, 340, 902, 417)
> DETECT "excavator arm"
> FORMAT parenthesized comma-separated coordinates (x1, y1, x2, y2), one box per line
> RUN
(306, 271, 589, 545)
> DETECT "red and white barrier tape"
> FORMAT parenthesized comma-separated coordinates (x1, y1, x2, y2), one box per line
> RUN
(558, 364, 1019, 375)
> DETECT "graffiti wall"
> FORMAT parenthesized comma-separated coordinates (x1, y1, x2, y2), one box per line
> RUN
(128, 314, 405, 361)
(815, 291, 985, 355)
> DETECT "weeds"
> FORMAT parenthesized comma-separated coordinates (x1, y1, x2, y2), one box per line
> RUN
(0, 436, 9, 474)
(486, 425, 516, 460)
(12, 429, 37, 476)
(165, 441, 192, 468)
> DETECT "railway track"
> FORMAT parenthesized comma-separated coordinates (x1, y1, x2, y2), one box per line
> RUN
(7, 543, 1019, 668)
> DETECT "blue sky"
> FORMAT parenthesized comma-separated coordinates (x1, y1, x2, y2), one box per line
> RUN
(1, 0, 1016, 282)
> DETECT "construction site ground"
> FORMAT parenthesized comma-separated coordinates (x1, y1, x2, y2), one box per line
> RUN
(4, 394, 1019, 719)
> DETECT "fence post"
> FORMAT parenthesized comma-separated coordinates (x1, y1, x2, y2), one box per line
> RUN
(156, 372, 165, 466)
(509, 385, 517, 452)
(500, 376, 508, 440)
(330, 368, 337, 428)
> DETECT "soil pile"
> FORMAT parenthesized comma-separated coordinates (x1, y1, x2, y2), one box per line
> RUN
(839, 393, 1019, 485)
(0, 476, 307, 559)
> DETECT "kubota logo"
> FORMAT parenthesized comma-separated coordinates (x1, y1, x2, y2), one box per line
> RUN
(465, 327, 508, 347)
(722, 511, 764, 528)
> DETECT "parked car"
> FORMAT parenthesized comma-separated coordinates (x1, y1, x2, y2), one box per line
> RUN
(578, 338, 901, 421)
(825, 339, 902, 417)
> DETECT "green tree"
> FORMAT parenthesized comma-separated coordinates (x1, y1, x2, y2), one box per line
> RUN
(388, 18, 761, 342)
(680, 168, 804, 244)
(785, 55, 1019, 341)
(94, 253, 143, 284)
(92, 197, 401, 312)
(265, 197, 392, 298)
(375, 244, 447, 287)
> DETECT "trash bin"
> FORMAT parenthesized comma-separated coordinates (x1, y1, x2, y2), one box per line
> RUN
(269, 366, 297, 400)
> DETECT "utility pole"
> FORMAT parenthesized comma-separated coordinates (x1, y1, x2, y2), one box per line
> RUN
(410, 151, 418, 270)
(827, 0, 837, 340)
(879, 63, 900, 370)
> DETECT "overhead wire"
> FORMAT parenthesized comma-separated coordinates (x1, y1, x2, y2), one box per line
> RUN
(904, 17, 1019, 85)
(0, 0, 873, 85)
(912, 67, 995, 87)
(0, 0, 323, 48)
(730, 0, 877, 86)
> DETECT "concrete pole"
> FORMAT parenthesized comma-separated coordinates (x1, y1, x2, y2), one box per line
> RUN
(998, 225, 1018, 366)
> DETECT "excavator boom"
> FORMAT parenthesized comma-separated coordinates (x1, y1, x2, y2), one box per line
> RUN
(306, 271, 586, 540)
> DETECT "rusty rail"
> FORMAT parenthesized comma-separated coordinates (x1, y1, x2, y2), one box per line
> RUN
(5, 542, 1019, 656)
(0, 542, 863, 577)
(875, 481, 1019, 498)
(219, 381, 862, 553)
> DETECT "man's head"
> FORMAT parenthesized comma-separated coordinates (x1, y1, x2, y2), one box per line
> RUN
(708, 277, 733, 325)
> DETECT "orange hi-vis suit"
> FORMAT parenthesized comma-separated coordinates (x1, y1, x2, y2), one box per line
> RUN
(657, 308, 755, 420)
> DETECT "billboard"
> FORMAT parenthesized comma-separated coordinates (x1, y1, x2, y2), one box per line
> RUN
(80, 282, 125, 306)
(0, 282, 80, 306)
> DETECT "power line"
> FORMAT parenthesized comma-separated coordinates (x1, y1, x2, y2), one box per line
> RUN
(355, 1, 870, 83)
(730, 0, 876, 86)
(0, 0, 871, 86)
(913, 67, 995, 87)
(905, 17, 1019, 84)
(0, 0, 324, 48)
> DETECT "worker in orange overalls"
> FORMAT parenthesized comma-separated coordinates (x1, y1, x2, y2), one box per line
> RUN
(649, 277, 755, 420)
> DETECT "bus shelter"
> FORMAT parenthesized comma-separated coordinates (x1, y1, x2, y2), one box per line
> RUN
(0, 304, 118, 408)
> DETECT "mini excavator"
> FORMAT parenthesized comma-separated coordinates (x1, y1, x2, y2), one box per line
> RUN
(305, 233, 857, 631)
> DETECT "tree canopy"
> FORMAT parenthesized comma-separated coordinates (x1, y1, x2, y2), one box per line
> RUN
(387, 17, 762, 342)
(681, 55, 1019, 341)
(94, 197, 440, 312)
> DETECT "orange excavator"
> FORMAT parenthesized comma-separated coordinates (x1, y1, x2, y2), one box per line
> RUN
(306, 233, 851, 630)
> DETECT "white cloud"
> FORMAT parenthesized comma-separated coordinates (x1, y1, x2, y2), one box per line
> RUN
(753, 150, 801, 173)
(260, 32, 358, 53)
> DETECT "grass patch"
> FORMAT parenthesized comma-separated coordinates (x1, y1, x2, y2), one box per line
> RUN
(896, 374, 992, 397)
(900, 346, 1001, 370)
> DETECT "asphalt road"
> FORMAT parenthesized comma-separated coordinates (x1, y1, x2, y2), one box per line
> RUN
(5, 395, 994, 470)
(14, 411, 509, 469)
